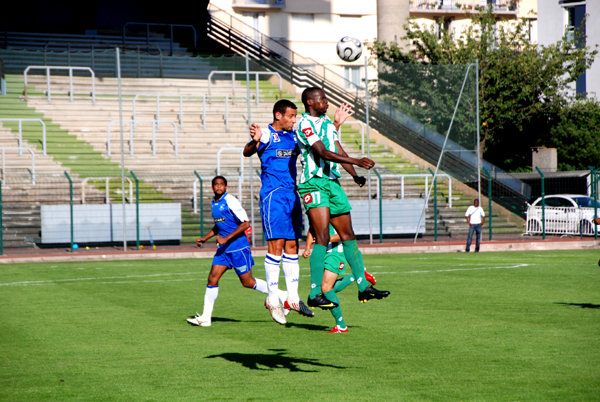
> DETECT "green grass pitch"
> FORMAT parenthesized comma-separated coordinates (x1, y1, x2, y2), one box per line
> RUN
(1, 250, 599, 401)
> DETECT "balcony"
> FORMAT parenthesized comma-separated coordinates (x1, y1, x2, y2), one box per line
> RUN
(232, 0, 285, 10)
(409, 0, 518, 15)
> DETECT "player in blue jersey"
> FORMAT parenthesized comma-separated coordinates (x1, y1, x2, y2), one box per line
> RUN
(244, 99, 314, 325)
(187, 176, 285, 327)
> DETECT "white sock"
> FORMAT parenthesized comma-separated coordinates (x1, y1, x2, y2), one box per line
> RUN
(264, 253, 282, 306)
(253, 278, 268, 294)
(202, 285, 219, 318)
(278, 289, 288, 305)
(282, 253, 300, 302)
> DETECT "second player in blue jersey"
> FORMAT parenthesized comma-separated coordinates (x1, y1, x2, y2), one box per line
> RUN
(244, 99, 313, 324)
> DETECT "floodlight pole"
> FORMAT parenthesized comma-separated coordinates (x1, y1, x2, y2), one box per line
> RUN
(365, 56, 373, 245)
(245, 52, 255, 246)
(117, 47, 127, 250)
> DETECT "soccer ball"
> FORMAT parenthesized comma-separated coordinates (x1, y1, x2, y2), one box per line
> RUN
(336, 36, 362, 62)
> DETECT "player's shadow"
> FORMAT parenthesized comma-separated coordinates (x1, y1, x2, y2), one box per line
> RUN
(188, 316, 241, 323)
(555, 302, 600, 309)
(206, 349, 346, 372)
(284, 322, 331, 331)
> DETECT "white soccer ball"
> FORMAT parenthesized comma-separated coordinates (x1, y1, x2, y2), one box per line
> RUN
(336, 36, 362, 62)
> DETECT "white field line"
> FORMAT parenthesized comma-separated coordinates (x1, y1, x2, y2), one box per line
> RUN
(0, 264, 533, 287)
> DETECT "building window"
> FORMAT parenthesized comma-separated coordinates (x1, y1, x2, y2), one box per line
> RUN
(434, 17, 453, 39)
(564, 4, 586, 95)
(344, 66, 362, 89)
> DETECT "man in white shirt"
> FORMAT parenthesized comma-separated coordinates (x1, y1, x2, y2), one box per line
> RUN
(465, 198, 485, 252)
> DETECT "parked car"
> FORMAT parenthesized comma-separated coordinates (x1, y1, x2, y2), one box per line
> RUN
(526, 195, 599, 236)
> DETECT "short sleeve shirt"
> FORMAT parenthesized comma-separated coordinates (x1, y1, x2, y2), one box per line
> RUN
(212, 192, 250, 251)
(465, 206, 485, 225)
(296, 113, 341, 184)
(256, 124, 299, 195)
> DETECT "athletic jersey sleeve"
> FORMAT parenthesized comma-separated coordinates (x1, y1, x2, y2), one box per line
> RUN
(225, 194, 249, 223)
(298, 119, 321, 147)
(257, 128, 271, 152)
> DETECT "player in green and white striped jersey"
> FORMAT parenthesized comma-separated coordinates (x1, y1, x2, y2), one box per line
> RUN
(296, 87, 390, 309)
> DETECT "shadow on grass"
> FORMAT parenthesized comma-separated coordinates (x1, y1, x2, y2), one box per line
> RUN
(555, 302, 600, 309)
(205, 349, 347, 372)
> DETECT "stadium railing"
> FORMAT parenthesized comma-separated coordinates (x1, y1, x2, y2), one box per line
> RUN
(122, 23, 196, 56)
(208, 71, 282, 103)
(0, 119, 47, 155)
(206, 3, 531, 217)
(106, 120, 178, 157)
(0, 147, 35, 184)
(24, 66, 96, 102)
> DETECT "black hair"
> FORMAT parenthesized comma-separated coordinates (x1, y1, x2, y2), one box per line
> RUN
(272, 99, 297, 120)
(212, 175, 227, 186)
(301, 87, 323, 109)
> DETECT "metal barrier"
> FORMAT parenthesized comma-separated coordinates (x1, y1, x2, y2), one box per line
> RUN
(132, 94, 247, 131)
(123, 22, 197, 56)
(0, 119, 47, 155)
(107, 120, 178, 156)
(374, 173, 453, 208)
(24, 66, 96, 102)
(0, 147, 36, 184)
(42, 43, 163, 78)
(81, 177, 133, 204)
(208, 71, 282, 104)
(525, 206, 595, 236)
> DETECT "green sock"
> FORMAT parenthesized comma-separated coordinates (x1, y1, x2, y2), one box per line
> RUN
(334, 275, 355, 293)
(342, 240, 368, 292)
(309, 244, 327, 299)
(324, 290, 346, 329)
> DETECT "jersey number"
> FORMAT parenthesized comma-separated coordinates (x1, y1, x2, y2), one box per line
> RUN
(303, 192, 321, 205)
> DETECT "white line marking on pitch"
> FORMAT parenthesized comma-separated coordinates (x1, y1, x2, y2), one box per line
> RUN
(0, 264, 532, 287)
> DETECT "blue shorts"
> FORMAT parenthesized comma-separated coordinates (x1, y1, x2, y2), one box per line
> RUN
(260, 188, 302, 241)
(212, 246, 254, 275)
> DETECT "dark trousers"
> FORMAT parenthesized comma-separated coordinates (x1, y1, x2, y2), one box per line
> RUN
(466, 224, 482, 252)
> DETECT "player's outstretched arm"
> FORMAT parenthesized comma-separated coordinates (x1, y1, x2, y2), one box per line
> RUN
(333, 103, 354, 131)
(216, 221, 250, 246)
(197, 226, 218, 248)
(311, 140, 375, 170)
(243, 124, 262, 157)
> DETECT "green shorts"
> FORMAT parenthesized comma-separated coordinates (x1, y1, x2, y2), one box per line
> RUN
(324, 252, 348, 275)
(298, 177, 352, 215)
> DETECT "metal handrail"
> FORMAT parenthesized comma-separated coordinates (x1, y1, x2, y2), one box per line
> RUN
(43, 41, 163, 55)
(208, 71, 282, 104)
(132, 94, 247, 130)
(123, 22, 197, 55)
(24, 66, 95, 102)
(0, 119, 47, 155)
(374, 173, 453, 208)
(107, 120, 178, 156)
(0, 147, 36, 184)
(81, 177, 133, 204)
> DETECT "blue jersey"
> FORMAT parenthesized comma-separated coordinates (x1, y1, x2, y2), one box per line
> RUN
(257, 124, 300, 195)
(211, 192, 250, 252)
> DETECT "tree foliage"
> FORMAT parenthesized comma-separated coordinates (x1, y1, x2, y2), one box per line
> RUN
(368, 7, 597, 168)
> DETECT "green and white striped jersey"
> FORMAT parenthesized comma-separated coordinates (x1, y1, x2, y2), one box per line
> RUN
(296, 113, 342, 184)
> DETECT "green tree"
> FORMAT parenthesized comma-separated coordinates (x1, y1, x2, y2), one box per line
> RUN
(369, 7, 597, 167)
(540, 98, 600, 170)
